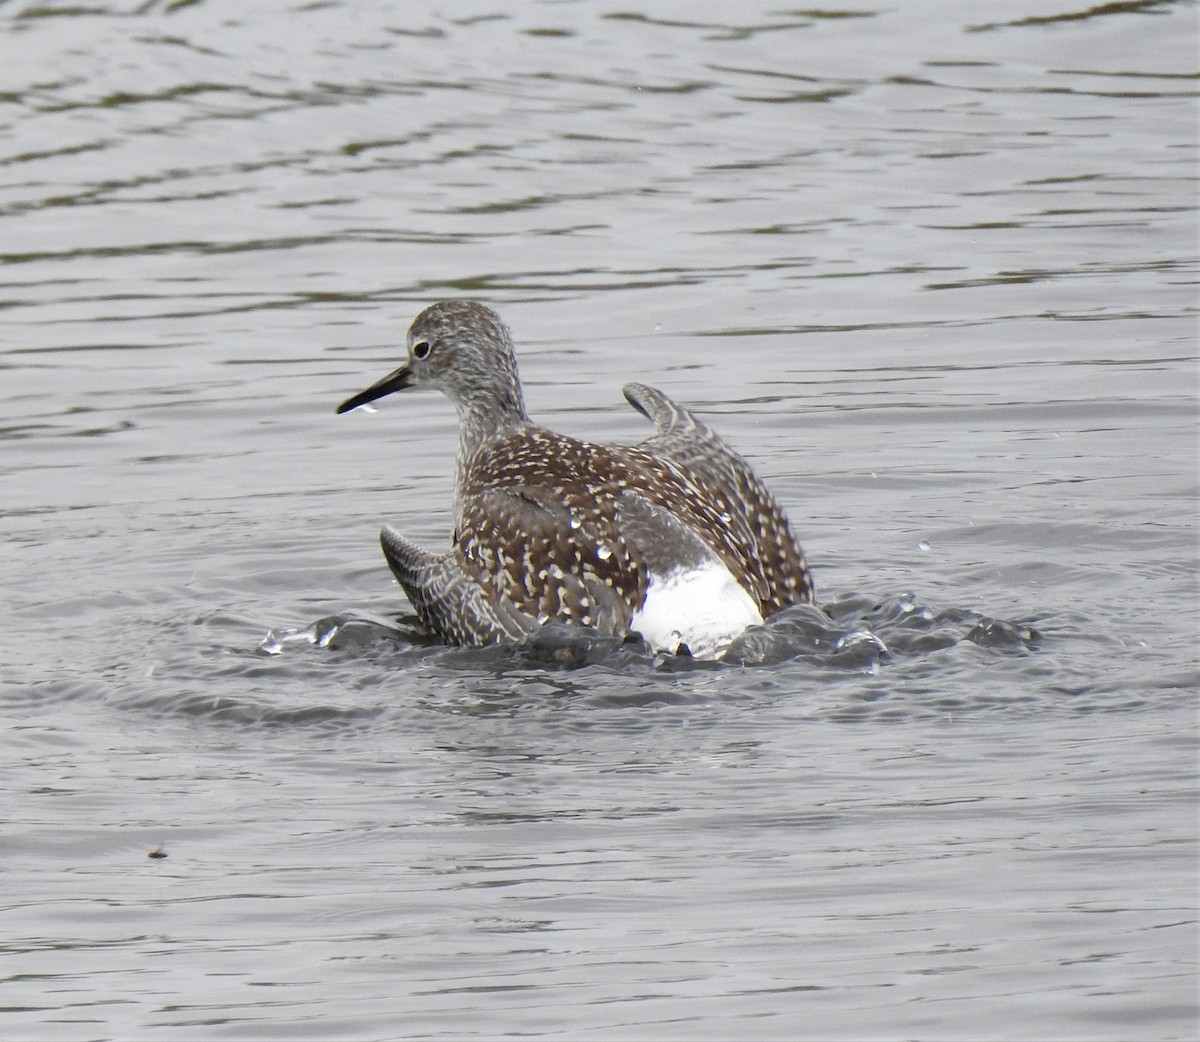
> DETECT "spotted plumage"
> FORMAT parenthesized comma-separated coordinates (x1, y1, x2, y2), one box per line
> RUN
(337, 300, 813, 658)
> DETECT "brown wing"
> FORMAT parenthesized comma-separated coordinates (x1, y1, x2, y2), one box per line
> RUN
(624, 383, 813, 612)
(459, 417, 811, 629)
(454, 484, 645, 638)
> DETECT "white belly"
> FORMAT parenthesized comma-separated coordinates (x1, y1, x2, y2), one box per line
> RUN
(630, 560, 763, 660)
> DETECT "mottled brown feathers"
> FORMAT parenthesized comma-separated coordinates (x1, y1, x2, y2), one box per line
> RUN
(342, 301, 813, 651)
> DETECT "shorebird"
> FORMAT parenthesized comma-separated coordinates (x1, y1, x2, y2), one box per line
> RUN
(337, 301, 812, 658)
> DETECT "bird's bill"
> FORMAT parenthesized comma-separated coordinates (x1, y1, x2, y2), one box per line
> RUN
(335, 364, 414, 414)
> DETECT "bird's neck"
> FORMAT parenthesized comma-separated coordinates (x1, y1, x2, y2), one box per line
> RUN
(453, 388, 530, 499)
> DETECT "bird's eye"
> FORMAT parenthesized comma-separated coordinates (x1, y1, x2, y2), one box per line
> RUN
(412, 340, 432, 360)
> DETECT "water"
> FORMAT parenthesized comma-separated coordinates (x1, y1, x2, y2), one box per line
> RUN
(3, 1, 1197, 1038)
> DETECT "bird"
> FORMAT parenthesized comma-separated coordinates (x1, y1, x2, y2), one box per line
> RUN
(336, 301, 813, 659)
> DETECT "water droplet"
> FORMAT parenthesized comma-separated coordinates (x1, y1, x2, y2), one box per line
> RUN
(258, 617, 341, 655)
(568, 517, 582, 530)
(596, 544, 612, 560)
(314, 620, 340, 648)
(834, 629, 889, 656)
(916, 539, 931, 553)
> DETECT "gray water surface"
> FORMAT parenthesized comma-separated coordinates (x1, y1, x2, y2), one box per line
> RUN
(3, 2, 1198, 1039)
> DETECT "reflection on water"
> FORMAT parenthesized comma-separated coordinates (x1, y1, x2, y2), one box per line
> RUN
(2, 1, 1196, 1039)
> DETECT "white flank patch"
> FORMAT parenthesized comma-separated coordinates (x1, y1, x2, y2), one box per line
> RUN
(631, 560, 763, 660)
